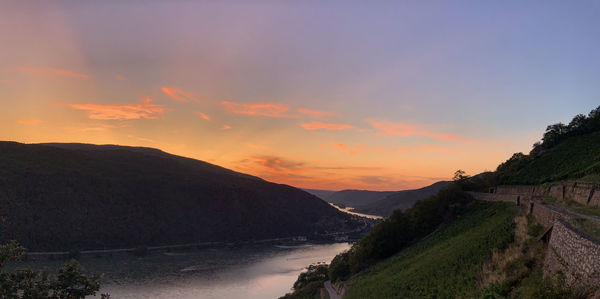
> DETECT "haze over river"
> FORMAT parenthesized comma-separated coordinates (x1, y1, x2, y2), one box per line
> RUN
(13, 242, 351, 299)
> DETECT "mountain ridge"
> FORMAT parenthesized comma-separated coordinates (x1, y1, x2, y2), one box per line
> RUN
(0, 141, 364, 251)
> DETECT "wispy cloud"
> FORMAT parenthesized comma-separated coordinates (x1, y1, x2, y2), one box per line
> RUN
(221, 101, 292, 118)
(250, 155, 306, 174)
(221, 125, 232, 130)
(245, 143, 269, 150)
(196, 112, 211, 121)
(68, 98, 165, 120)
(115, 74, 127, 81)
(301, 122, 353, 131)
(20, 67, 89, 79)
(328, 142, 386, 155)
(161, 87, 197, 102)
(367, 119, 471, 143)
(397, 145, 451, 153)
(18, 119, 42, 125)
(297, 108, 332, 118)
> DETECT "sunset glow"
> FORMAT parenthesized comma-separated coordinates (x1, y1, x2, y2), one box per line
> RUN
(1, 1, 598, 190)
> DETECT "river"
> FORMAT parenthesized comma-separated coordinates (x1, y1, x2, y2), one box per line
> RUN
(12, 242, 351, 299)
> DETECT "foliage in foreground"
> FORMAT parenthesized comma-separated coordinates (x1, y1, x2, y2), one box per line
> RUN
(0, 241, 107, 299)
(343, 201, 516, 298)
(280, 264, 329, 299)
(328, 183, 474, 281)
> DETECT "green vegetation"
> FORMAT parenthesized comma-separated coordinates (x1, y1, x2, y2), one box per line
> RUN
(328, 184, 474, 281)
(570, 218, 600, 240)
(342, 203, 591, 298)
(0, 241, 107, 298)
(496, 105, 600, 185)
(497, 131, 600, 184)
(479, 214, 591, 298)
(343, 201, 516, 298)
(280, 264, 329, 299)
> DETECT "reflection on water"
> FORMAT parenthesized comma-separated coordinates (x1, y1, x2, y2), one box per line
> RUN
(14, 243, 350, 299)
(328, 203, 383, 219)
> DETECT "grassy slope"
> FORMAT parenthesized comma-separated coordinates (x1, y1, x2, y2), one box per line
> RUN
(344, 201, 516, 299)
(500, 131, 600, 184)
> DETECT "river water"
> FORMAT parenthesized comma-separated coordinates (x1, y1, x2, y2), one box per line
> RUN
(13, 242, 351, 299)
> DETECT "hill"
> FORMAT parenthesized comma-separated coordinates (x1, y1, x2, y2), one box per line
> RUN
(496, 105, 600, 185)
(353, 181, 452, 217)
(303, 189, 337, 201)
(344, 201, 516, 298)
(325, 190, 396, 209)
(497, 131, 600, 185)
(0, 142, 363, 251)
(307, 181, 451, 217)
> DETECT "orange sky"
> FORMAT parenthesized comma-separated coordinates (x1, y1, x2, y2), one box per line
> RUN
(1, 2, 598, 191)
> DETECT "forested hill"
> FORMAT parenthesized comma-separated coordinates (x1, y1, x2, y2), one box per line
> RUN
(495, 105, 600, 185)
(0, 142, 360, 251)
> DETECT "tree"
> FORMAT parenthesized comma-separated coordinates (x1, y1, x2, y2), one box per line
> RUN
(0, 241, 109, 299)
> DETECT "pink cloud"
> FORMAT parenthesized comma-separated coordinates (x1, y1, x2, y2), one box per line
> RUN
(245, 143, 270, 150)
(196, 112, 211, 121)
(328, 142, 387, 155)
(115, 74, 127, 81)
(249, 155, 306, 174)
(20, 67, 89, 79)
(18, 119, 42, 125)
(301, 122, 353, 131)
(221, 101, 291, 118)
(367, 119, 471, 143)
(161, 87, 197, 102)
(297, 108, 332, 118)
(397, 145, 451, 153)
(68, 98, 165, 120)
(221, 125, 232, 130)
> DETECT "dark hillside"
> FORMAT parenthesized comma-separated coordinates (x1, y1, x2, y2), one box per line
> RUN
(0, 142, 360, 251)
(325, 190, 396, 208)
(354, 181, 452, 217)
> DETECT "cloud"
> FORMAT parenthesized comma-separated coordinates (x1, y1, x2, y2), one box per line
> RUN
(297, 108, 332, 118)
(127, 135, 157, 143)
(115, 74, 127, 81)
(250, 155, 306, 174)
(20, 67, 89, 79)
(367, 119, 471, 142)
(221, 125, 232, 130)
(397, 145, 451, 153)
(301, 122, 353, 131)
(245, 143, 269, 150)
(68, 98, 165, 120)
(328, 142, 387, 155)
(18, 119, 42, 125)
(161, 87, 197, 102)
(196, 112, 211, 121)
(221, 101, 292, 118)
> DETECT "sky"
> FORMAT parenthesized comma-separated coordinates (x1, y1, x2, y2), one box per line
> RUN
(1, 1, 599, 191)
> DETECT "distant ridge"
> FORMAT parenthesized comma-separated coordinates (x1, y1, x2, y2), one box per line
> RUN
(354, 181, 452, 217)
(305, 181, 452, 217)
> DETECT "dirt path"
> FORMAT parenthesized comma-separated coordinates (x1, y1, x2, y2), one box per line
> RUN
(324, 280, 343, 299)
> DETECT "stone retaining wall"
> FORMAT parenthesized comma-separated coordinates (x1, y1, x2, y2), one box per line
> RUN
(471, 188, 600, 289)
(494, 183, 600, 208)
(544, 220, 600, 286)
